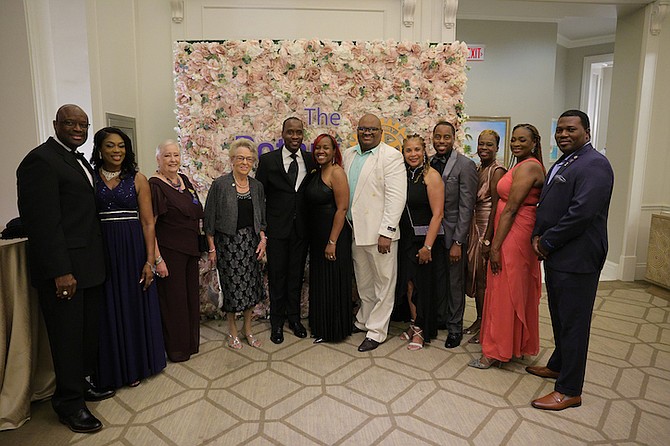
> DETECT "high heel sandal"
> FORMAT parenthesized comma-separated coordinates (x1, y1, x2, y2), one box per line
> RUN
(400, 320, 415, 341)
(245, 333, 262, 348)
(227, 334, 242, 350)
(467, 355, 501, 369)
(407, 326, 424, 351)
(463, 319, 481, 335)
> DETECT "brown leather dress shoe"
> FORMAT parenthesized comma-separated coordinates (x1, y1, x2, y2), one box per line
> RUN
(525, 365, 560, 379)
(531, 391, 581, 410)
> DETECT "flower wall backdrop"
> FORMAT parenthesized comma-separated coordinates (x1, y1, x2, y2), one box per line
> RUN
(173, 39, 469, 318)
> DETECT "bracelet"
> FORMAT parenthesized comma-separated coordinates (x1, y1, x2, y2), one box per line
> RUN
(155, 255, 163, 265)
(423, 244, 432, 251)
(146, 262, 156, 274)
(208, 248, 215, 253)
(328, 239, 336, 245)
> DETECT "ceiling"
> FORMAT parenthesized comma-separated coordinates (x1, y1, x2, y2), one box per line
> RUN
(457, 0, 656, 47)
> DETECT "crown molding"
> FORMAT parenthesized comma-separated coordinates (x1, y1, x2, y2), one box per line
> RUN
(456, 13, 559, 24)
(558, 33, 616, 48)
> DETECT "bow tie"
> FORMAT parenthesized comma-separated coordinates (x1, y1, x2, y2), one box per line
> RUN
(72, 150, 86, 160)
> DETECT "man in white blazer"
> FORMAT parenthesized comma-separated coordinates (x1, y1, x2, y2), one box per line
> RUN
(343, 113, 407, 352)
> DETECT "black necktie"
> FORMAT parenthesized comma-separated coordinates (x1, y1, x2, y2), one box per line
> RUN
(288, 153, 298, 188)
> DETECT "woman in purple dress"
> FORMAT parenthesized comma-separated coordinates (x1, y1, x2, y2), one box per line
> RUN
(91, 127, 166, 389)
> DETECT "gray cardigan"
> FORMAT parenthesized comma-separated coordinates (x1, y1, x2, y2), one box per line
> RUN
(203, 172, 267, 236)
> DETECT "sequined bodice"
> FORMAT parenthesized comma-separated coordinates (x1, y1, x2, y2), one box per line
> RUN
(95, 172, 138, 212)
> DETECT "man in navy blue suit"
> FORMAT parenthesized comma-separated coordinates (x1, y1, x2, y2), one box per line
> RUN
(527, 110, 614, 411)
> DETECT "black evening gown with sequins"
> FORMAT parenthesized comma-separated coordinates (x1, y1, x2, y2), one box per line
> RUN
(95, 172, 166, 389)
(305, 171, 353, 342)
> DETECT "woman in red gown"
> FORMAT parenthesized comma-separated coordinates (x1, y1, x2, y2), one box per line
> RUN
(469, 124, 546, 369)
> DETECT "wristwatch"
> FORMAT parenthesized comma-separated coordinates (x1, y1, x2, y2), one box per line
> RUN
(454, 240, 462, 246)
(423, 244, 432, 251)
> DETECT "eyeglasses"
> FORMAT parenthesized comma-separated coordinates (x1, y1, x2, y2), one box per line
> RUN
(57, 120, 91, 129)
(234, 156, 255, 163)
(357, 127, 381, 134)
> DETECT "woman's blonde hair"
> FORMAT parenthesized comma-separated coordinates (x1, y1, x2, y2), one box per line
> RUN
(229, 138, 258, 164)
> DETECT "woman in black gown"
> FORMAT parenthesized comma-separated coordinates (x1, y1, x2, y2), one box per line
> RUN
(304, 134, 352, 343)
(396, 134, 447, 350)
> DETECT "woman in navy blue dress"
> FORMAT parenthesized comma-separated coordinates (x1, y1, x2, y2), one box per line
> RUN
(91, 127, 166, 389)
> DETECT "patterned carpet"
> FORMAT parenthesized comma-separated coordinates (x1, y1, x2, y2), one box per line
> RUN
(3, 281, 669, 446)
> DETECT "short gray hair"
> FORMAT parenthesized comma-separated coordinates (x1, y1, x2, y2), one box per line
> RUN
(229, 138, 258, 163)
(156, 139, 180, 158)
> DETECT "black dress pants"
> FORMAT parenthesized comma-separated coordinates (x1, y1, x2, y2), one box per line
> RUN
(544, 266, 599, 396)
(266, 224, 307, 329)
(36, 281, 102, 416)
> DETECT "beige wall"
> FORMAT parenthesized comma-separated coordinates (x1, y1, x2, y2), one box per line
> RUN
(456, 20, 558, 166)
(636, 9, 670, 278)
(4, 0, 669, 280)
(606, 7, 646, 271)
(554, 44, 568, 118)
(0, 0, 39, 227)
(563, 42, 615, 110)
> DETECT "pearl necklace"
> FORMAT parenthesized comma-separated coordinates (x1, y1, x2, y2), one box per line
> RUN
(233, 175, 249, 189)
(100, 168, 121, 181)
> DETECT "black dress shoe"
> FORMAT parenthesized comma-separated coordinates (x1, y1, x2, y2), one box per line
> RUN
(288, 321, 307, 338)
(444, 333, 463, 349)
(351, 324, 365, 334)
(84, 387, 115, 402)
(59, 408, 103, 433)
(358, 337, 380, 352)
(271, 326, 284, 344)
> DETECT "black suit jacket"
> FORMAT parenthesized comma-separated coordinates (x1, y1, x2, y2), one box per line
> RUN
(532, 143, 614, 273)
(255, 147, 316, 239)
(17, 137, 106, 288)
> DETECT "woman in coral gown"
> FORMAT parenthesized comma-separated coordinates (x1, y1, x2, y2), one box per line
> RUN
(469, 124, 546, 369)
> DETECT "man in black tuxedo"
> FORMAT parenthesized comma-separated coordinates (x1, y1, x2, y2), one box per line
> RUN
(256, 117, 316, 344)
(16, 104, 112, 433)
(528, 110, 614, 411)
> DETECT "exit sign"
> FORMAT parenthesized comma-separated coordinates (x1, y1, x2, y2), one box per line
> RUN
(467, 45, 485, 61)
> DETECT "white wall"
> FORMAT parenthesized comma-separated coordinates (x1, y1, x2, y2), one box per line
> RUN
(0, 0, 38, 227)
(456, 20, 558, 166)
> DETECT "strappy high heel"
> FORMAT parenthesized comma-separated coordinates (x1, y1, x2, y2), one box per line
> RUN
(467, 355, 502, 369)
(407, 326, 424, 351)
(400, 319, 415, 341)
(227, 334, 242, 350)
(245, 333, 262, 348)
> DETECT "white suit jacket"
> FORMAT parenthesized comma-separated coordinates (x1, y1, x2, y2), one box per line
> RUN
(343, 142, 407, 246)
